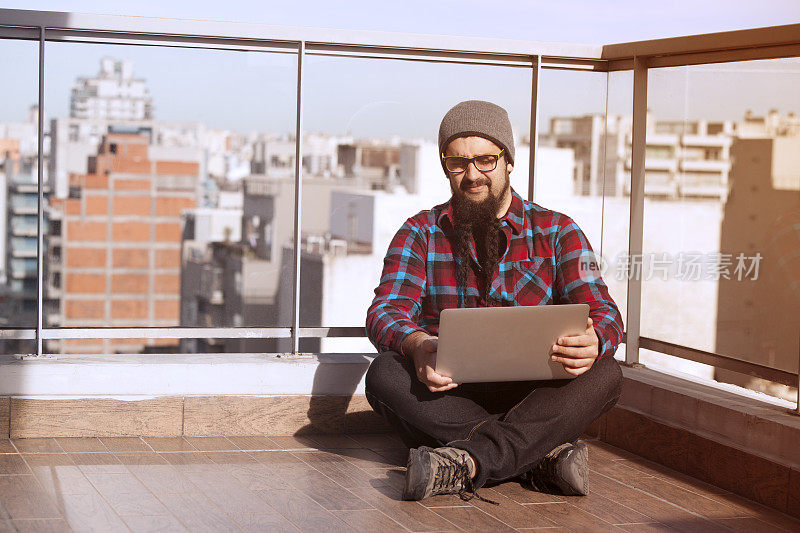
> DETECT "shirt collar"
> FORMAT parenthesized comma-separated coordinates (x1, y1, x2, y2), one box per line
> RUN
(437, 187, 525, 236)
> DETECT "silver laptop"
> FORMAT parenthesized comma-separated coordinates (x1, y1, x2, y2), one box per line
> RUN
(435, 304, 590, 383)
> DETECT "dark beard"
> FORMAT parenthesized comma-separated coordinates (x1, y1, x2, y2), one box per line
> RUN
(450, 174, 508, 306)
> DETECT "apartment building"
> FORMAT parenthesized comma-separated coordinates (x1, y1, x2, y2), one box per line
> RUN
(70, 57, 153, 121)
(0, 162, 45, 335)
(544, 114, 630, 197)
(737, 108, 800, 138)
(47, 132, 199, 354)
(180, 177, 284, 354)
(716, 135, 800, 395)
(179, 173, 369, 353)
(251, 133, 341, 178)
(545, 112, 736, 201)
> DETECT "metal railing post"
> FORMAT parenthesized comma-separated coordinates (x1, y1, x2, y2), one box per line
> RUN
(36, 26, 45, 358)
(625, 56, 647, 366)
(527, 55, 540, 202)
(290, 41, 305, 355)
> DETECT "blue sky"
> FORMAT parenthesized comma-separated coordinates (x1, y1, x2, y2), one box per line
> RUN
(1, 1, 799, 138)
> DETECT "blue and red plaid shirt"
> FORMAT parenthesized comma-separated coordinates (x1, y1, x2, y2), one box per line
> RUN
(365, 188, 624, 360)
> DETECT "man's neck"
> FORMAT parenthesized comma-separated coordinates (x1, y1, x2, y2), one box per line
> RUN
(495, 189, 513, 219)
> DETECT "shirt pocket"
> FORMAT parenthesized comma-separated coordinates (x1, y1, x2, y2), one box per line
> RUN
(503, 257, 555, 305)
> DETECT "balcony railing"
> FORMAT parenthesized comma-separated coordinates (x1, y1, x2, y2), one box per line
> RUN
(0, 7, 798, 414)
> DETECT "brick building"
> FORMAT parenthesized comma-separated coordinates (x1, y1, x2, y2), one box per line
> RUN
(47, 133, 199, 354)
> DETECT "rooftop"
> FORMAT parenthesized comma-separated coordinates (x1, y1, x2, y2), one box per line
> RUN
(3, 432, 799, 532)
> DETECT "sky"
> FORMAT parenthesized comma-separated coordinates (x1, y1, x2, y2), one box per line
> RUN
(1, 1, 800, 138)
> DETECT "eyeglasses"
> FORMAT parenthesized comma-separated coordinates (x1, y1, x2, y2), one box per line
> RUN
(441, 149, 505, 174)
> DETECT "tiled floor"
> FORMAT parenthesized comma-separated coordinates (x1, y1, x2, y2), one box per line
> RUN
(0, 433, 799, 532)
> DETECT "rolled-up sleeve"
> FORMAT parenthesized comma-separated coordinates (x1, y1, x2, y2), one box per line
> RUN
(552, 216, 624, 360)
(365, 218, 429, 355)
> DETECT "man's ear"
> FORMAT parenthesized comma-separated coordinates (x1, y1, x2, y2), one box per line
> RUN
(507, 162, 513, 174)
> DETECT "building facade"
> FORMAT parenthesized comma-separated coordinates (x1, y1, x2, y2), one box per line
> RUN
(70, 57, 153, 121)
(47, 133, 199, 354)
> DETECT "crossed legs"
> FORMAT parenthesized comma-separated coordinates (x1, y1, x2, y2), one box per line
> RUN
(364, 350, 623, 489)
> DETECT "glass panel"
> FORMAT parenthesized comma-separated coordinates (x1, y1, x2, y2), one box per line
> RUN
(0, 38, 39, 355)
(43, 42, 297, 354)
(643, 58, 800, 400)
(539, 69, 630, 361)
(300, 56, 532, 353)
(604, 70, 634, 361)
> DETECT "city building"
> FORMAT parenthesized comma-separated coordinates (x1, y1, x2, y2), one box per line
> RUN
(48, 117, 211, 198)
(251, 133, 341, 179)
(70, 57, 153, 121)
(180, 176, 285, 353)
(0, 158, 46, 335)
(737, 108, 800, 138)
(337, 139, 401, 190)
(179, 172, 370, 353)
(543, 114, 630, 197)
(0, 105, 39, 159)
(46, 132, 199, 354)
(716, 134, 800, 397)
(544, 112, 736, 201)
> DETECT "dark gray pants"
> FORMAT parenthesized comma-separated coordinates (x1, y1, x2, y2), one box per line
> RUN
(364, 351, 623, 489)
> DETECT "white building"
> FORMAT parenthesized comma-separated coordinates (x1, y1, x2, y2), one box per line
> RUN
(545, 112, 735, 201)
(0, 105, 40, 158)
(70, 57, 153, 121)
(250, 133, 342, 179)
(183, 208, 243, 244)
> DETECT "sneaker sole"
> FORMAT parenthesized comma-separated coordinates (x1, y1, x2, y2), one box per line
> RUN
(402, 447, 431, 501)
(554, 441, 589, 496)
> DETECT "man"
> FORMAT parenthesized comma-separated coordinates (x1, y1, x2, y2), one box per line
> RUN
(364, 100, 624, 503)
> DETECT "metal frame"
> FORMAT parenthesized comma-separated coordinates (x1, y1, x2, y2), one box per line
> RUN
(639, 337, 797, 388)
(35, 25, 45, 357)
(527, 55, 540, 202)
(30, 327, 365, 339)
(0, 8, 798, 410)
(0, 8, 604, 62)
(625, 57, 647, 366)
(291, 41, 305, 354)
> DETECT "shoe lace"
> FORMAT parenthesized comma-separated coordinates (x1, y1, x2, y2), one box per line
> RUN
(430, 450, 498, 505)
(526, 447, 560, 491)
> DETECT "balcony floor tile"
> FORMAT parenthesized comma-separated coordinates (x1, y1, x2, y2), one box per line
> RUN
(1, 434, 799, 532)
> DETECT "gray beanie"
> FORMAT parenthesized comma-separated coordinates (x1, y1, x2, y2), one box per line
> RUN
(438, 100, 515, 169)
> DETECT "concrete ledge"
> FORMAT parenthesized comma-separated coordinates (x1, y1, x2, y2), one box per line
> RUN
(0, 353, 373, 398)
(616, 364, 800, 469)
(4, 394, 391, 439)
(0, 352, 387, 439)
(596, 364, 800, 518)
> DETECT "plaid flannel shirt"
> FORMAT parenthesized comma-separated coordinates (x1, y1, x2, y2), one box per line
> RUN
(365, 188, 624, 360)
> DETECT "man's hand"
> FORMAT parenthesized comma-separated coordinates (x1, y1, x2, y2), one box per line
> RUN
(402, 332, 458, 393)
(551, 317, 599, 376)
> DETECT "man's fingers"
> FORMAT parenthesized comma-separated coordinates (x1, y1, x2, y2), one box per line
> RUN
(425, 367, 452, 386)
(552, 355, 595, 368)
(552, 344, 596, 358)
(428, 382, 459, 393)
(423, 367, 457, 392)
(555, 333, 594, 347)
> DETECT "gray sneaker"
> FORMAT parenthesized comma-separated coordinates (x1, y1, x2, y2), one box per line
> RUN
(521, 441, 589, 496)
(402, 446, 496, 504)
